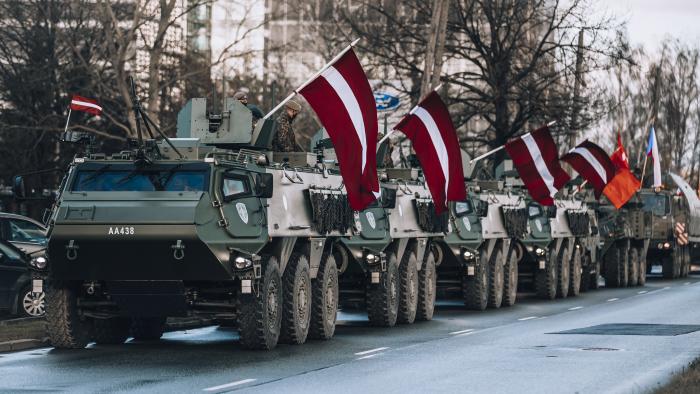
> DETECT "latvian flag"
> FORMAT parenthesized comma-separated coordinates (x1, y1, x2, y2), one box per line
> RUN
(394, 91, 466, 213)
(70, 95, 102, 115)
(299, 49, 379, 210)
(561, 140, 616, 198)
(504, 126, 570, 206)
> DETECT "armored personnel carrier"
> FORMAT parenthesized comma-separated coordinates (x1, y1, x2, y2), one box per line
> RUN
(27, 90, 441, 350)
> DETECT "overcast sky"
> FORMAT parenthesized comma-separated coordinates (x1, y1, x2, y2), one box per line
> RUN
(605, 0, 700, 50)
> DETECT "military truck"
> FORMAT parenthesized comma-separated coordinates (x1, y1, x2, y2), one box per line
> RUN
(517, 191, 595, 299)
(25, 92, 442, 350)
(669, 173, 700, 267)
(594, 193, 650, 288)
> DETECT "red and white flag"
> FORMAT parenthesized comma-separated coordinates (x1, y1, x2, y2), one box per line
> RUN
(609, 132, 629, 171)
(299, 49, 379, 210)
(394, 91, 466, 213)
(70, 95, 102, 115)
(504, 126, 570, 206)
(561, 140, 616, 198)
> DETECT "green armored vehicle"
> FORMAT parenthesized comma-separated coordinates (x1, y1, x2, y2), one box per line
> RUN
(28, 91, 440, 350)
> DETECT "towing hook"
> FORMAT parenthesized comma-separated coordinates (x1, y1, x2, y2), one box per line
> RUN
(171, 240, 185, 260)
(66, 240, 79, 261)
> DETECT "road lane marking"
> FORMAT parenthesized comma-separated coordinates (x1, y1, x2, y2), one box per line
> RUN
(355, 347, 388, 356)
(607, 298, 619, 302)
(568, 306, 583, 311)
(518, 316, 537, 321)
(449, 329, 475, 335)
(356, 354, 379, 360)
(203, 379, 256, 392)
(638, 290, 648, 294)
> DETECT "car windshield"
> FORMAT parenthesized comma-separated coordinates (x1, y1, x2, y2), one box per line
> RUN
(641, 193, 670, 216)
(9, 220, 47, 244)
(72, 165, 209, 192)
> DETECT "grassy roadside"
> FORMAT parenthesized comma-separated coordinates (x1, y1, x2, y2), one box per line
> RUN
(655, 357, 700, 394)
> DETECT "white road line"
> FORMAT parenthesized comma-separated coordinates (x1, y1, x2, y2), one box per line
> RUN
(456, 331, 477, 337)
(449, 329, 475, 335)
(518, 316, 537, 321)
(638, 290, 648, 294)
(355, 347, 388, 356)
(607, 298, 619, 302)
(356, 354, 379, 360)
(203, 379, 256, 392)
(568, 306, 583, 311)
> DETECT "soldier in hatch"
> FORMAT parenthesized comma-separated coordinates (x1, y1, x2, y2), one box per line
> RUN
(272, 100, 303, 152)
(234, 91, 264, 127)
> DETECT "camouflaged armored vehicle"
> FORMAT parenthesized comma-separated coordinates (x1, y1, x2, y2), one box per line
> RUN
(29, 95, 441, 350)
(436, 157, 528, 310)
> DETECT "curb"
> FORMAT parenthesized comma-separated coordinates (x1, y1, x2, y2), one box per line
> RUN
(0, 338, 49, 353)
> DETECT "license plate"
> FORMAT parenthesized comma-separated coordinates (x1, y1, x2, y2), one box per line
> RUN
(32, 279, 43, 293)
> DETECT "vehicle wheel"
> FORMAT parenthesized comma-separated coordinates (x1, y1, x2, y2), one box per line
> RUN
(92, 318, 130, 345)
(131, 317, 166, 340)
(568, 245, 582, 297)
(463, 248, 489, 310)
(397, 251, 419, 324)
(238, 256, 282, 350)
(673, 247, 682, 279)
(638, 247, 647, 286)
(367, 252, 399, 327)
(556, 244, 570, 298)
(628, 247, 639, 287)
(619, 246, 629, 287)
(309, 251, 338, 340)
(488, 247, 504, 308)
(604, 246, 623, 287)
(45, 281, 92, 349)
(502, 248, 518, 307)
(535, 247, 557, 300)
(681, 246, 690, 277)
(279, 250, 312, 345)
(19, 285, 45, 317)
(416, 251, 436, 321)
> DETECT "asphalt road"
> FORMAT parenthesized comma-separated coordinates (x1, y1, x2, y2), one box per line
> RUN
(2, 276, 700, 394)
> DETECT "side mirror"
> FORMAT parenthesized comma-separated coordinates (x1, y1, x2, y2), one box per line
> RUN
(254, 173, 274, 198)
(12, 176, 26, 199)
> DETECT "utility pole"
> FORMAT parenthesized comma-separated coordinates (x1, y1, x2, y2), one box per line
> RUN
(420, 0, 449, 98)
(569, 29, 585, 156)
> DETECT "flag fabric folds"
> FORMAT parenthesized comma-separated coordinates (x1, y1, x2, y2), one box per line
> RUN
(603, 168, 641, 209)
(561, 140, 616, 198)
(610, 132, 630, 171)
(298, 49, 379, 210)
(70, 95, 102, 115)
(646, 126, 662, 187)
(504, 126, 570, 206)
(394, 91, 466, 213)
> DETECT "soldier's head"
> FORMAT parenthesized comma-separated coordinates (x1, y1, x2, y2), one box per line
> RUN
(286, 100, 301, 119)
(234, 91, 248, 105)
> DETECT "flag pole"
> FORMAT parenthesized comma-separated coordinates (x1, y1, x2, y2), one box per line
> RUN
(63, 108, 72, 133)
(640, 154, 648, 189)
(377, 83, 444, 150)
(469, 120, 557, 164)
(263, 38, 361, 120)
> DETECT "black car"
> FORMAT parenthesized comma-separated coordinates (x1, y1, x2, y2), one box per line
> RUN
(0, 240, 45, 317)
(0, 212, 48, 255)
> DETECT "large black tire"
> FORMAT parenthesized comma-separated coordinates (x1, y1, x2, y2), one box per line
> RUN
(131, 317, 166, 340)
(638, 247, 647, 286)
(416, 251, 436, 321)
(397, 251, 419, 324)
(502, 248, 518, 307)
(681, 246, 690, 278)
(309, 252, 338, 340)
(604, 246, 626, 287)
(556, 244, 570, 298)
(568, 245, 582, 297)
(463, 248, 489, 310)
(366, 252, 399, 327)
(45, 281, 92, 349)
(19, 285, 45, 318)
(279, 251, 312, 345)
(488, 247, 504, 309)
(238, 257, 282, 350)
(92, 318, 130, 345)
(673, 247, 682, 279)
(628, 247, 639, 287)
(535, 247, 557, 300)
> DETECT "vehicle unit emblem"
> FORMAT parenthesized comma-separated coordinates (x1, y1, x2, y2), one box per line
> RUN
(366, 212, 376, 229)
(535, 219, 543, 232)
(236, 203, 249, 224)
(108, 226, 134, 235)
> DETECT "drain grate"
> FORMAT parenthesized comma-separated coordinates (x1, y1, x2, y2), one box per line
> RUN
(550, 323, 700, 336)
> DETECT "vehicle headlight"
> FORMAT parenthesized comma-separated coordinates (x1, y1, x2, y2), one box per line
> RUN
(365, 253, 380, 264)
(463, 250, 475, 260)
(535, 247, 546, 256)
(657, 242, 663, 249)
(664, 242, 671, 249)
(233, 256, 253, 270)
(30, 256, 47, 270)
